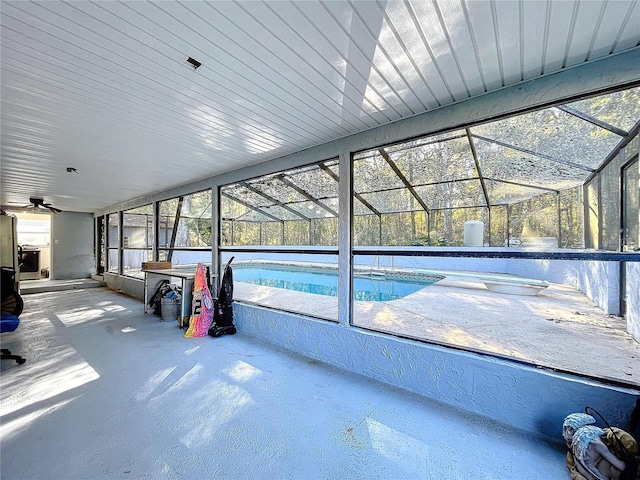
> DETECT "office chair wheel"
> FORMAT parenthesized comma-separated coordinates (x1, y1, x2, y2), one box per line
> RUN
(1, 266, 24, 317)
(1, 348, 26, 364)
(1, 292, 24, 317)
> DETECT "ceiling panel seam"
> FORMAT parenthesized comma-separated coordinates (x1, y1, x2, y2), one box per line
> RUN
(320, 1, 416, 114)
(266, 1, 394, 123)
(107, 2, 348, 139)
(561, 1, 580, 69)
(489, 0, 506, 86)
(460, 0, 488, 93)
(374, 0, 440, 107)
(0, 10, 333, 147)
(1, 64, 261, 156)
(0, 46, 307, 153)
(540, 0, 552, 76)
(96, 0, 356, 135)
(233, 0, 380, 128)
(289, 1, 400, 121)
(431, 0, 471, 98)
(518, 0, 525, 82)
(584, 1, 608, 62)
(609, 1, 640, 54)
(23, 2, 335, 145)
(180, 1, 360, 133)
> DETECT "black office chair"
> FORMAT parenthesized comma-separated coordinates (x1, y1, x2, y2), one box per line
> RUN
(1, 267, 26, 364)
(1, 336, 26, 365)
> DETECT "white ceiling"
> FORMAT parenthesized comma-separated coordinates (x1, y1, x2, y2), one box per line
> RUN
(1, 0, 639, 213)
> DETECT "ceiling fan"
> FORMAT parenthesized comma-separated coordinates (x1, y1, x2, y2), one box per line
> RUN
(21, 197, 63, 214)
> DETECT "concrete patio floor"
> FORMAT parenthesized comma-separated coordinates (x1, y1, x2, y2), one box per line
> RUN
(18, 277, 106, 294)
(233, 276, 640, 387)
(1, 287, 569, 480)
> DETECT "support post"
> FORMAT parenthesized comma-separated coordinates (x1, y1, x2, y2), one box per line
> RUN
(338, 151, 353, 327)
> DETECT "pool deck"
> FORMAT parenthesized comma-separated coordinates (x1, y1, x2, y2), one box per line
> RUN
(233, 275, 640, 387)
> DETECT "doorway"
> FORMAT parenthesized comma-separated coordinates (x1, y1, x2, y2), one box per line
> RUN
(96, 215, 105, 275)
(9, 211, 52, 281)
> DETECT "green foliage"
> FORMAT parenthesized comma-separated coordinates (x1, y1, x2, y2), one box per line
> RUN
(413, 236, 447, 246)
(158, 190, 213, 247)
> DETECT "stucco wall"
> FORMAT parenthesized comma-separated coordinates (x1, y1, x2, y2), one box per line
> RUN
(576, 261, 620, 315)
(503, 258, 619, 315)
(104, 273, 144, 300)
(234, 302, 639, 442)
(628, 262, 640, 342)
(51, 212, 94, 280)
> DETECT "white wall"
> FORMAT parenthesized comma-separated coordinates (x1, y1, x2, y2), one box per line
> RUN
(103, 273, 144, 300)
(51, 212, 94, 280)
(628, 262, 640, 342)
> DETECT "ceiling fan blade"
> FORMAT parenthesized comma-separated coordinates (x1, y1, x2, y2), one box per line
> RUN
(10, 197, 62, 213)
(42, 202, 62, 213)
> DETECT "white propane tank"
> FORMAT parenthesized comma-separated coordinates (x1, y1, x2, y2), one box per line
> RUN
(463, 220, 484, 247)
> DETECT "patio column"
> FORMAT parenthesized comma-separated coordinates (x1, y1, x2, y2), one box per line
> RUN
(338, 151, 353, 327)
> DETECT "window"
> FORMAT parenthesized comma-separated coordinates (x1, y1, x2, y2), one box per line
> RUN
(106, 213, 119, 274)
(221, 160, 339, 247)
(122, 204, 153, 278)
(220, 160, 339, 320)
(346, 87, 638, 382)
(158, 189, 212, 267)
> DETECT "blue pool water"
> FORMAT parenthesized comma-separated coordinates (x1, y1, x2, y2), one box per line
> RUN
(233, 266, 443, 302)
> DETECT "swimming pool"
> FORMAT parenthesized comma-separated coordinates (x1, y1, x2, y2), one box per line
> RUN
(233, 265, 444, 302)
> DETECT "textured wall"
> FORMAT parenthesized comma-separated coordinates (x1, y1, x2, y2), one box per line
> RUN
(103, 273, 145, 300)
(504, 258, 619, 315)
(576, 261, 620, 315)
(51, 212, 94, 280)
(628, 262, 640, 342)
(235, 303, 639, 442)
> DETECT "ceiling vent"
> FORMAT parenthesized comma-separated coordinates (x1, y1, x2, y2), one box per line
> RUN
(186, 57, 201, 70)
